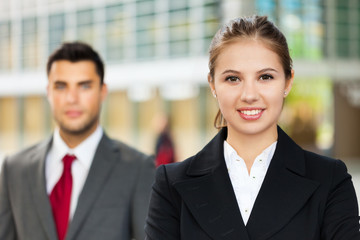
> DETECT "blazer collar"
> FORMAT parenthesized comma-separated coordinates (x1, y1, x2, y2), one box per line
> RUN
(26, 133, 123, 240)
(176, 127, 250, 239)
(176, 126, 319, 240)
(27, 137, 58, 240)
(66, 133, 120, 240)
(186, 126, 307, 177)
(186, 127, 227, 176)
(246, 127, 319, 239)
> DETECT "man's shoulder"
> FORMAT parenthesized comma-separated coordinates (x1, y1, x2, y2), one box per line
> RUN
(6, 138, 50, 163)
(1, 138, 50, 174)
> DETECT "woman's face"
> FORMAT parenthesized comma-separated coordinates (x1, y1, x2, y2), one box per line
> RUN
(209, 39, 294, 138)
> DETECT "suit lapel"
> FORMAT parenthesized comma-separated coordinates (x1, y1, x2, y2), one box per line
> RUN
(246, 127, 319, 240)
(174, 129, 250, 240)
(27, 138, 58, 240)
(66, 134, 119, 240)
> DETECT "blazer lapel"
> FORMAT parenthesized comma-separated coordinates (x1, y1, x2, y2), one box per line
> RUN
(27, 138, 58, 240)
(66, 134, 119, 240)
(246, 127, 320, 240)
(174, 129, 250, 240)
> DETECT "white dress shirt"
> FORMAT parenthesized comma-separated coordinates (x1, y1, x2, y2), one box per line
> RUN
(224, 140, 277, 225)
(45, 126, 103, 220)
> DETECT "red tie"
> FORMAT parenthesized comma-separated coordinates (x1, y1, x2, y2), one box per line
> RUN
(49, 154, 76, 240)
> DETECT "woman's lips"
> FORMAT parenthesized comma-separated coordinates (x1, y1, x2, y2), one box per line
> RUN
(238, 108, 264, 120)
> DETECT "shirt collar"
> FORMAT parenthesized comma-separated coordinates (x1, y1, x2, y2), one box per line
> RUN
(224, 140, 277, 169)
(52, 125, 103, 170)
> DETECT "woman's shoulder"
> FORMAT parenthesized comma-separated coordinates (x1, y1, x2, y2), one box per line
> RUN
(303, 150, 350, 183)
(156, 155, 196, 183)
(303, 150, 343, 168)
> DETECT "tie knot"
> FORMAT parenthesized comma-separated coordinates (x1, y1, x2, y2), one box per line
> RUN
(62, 154, 76, 169)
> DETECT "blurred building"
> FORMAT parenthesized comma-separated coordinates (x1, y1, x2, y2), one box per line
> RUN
(0, 0, 359, 162)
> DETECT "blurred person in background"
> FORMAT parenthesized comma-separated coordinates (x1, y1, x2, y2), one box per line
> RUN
(153, 112, 175, 167)
(145, 16, 360, 239)
(0, 42, 155, 240)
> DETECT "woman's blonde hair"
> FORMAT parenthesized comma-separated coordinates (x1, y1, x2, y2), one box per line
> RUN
(208, 15, 293, 129)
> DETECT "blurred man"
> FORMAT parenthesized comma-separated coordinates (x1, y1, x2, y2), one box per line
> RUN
(0, 42, 155, 240)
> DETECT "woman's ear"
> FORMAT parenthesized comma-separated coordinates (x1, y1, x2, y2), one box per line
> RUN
(284, 69, 295, 97)
(208, 73, 216, 97)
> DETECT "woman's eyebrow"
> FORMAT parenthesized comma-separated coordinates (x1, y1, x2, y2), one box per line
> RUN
(221, 69, 241, 75)
(256, 68, 278, 74)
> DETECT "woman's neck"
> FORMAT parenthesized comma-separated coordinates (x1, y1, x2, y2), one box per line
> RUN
(226, 126, 278, 173)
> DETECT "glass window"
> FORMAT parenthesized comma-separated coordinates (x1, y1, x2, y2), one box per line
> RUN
(202, 2, 220, 54)
(136, 25, 156, 59)
(357, 7, 360, 58)
(262, 0, 325, 60)
(136, 0, 155, 16)
(336, 23, 350, 57)
(169, 24, 189, 42)
(302, 1, 323, 59)
(136, 44, 155, 59)
(77, 9, 94, 46)
(169, 9, 188, 27)
(77, 9, 93, 26)
(169, 9, 189, 55)
(336, 8, 349, 24)
(336, 23, 350, 40)
(136, 4, 156, 60)
(256, 0, 277, 22)
(106, 4, 125, 21)
(334, 1, 351, 58)
(336, 39, 349, 57)
(0, 21, 11, 71)
(169, 40, 189, 56)
(336, 0, 349, 8)
(203, 3, 220, 38)
(137, 28, 155, 45)
(137, 14, 156, 31)
(106, 4, 126, 61)
(48, 14, 65, 54)
(169, 0, 189, 11)
(22, 17, 38, 69)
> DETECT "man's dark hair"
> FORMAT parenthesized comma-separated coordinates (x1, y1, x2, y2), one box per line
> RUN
(47, 42, 105, 84)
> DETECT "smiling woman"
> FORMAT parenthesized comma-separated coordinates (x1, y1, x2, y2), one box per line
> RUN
(145, 15, 360, 240)
(208, 39, 292, 158)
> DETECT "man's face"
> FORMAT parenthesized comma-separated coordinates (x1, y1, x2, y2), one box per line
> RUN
(47, 60, 107, 137)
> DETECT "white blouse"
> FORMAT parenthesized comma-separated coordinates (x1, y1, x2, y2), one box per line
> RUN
(223, 140, 277, 225)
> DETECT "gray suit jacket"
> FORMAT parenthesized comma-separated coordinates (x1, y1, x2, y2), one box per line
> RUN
(0, 133, 155, 240)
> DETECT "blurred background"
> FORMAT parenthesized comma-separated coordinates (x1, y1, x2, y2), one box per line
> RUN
(0, 0, 359, 197)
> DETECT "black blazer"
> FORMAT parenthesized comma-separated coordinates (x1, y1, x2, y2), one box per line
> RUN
(145, 127, 360, 240)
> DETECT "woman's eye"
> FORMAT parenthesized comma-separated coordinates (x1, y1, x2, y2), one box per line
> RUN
(259, 74, 273, 81)
(225, 76, 239, 82)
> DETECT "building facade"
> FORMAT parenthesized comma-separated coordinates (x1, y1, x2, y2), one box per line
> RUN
(0, 0, 359, 161)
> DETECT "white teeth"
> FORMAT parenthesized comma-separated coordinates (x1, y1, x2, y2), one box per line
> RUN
(241, 110, 262, 116)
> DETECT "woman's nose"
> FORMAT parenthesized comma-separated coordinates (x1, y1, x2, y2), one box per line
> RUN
(240, 81, 259, 103)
